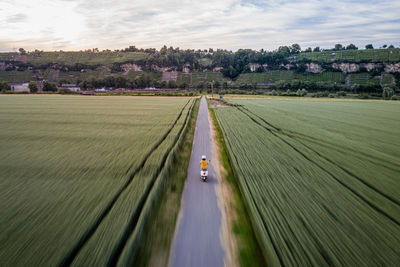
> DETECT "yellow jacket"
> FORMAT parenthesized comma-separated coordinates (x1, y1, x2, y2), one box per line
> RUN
(200, 160, 208, 170)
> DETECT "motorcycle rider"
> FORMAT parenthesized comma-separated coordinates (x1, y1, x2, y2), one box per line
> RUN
(200, 155, 207, 170)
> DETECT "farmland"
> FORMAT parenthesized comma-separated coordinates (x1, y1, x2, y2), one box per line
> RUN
(0, 95, 195, 266)
(213, 98, 400, 266)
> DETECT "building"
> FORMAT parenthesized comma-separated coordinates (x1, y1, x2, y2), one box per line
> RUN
(60, 83, 81, 92)
(10, 82, 30, 92)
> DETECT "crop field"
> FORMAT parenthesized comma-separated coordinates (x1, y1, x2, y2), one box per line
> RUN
(213, 98, 400, 266)
(0, 95, 195, 266)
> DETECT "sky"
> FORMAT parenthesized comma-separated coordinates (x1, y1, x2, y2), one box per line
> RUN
(0, 0, 399, 52)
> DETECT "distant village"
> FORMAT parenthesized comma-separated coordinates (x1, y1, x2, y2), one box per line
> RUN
(8, 82, 80, 93)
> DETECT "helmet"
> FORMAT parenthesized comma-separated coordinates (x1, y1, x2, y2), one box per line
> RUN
(202, 155, 206, 160)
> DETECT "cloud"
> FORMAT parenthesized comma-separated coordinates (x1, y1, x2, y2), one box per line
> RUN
(6, 13, 27, 23)
(0, 0, 399, 52)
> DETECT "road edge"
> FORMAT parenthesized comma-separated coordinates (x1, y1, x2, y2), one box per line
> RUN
(208, 98, 267, 267)
(208, 104, 239, 267)
(130, 97, 200, 267)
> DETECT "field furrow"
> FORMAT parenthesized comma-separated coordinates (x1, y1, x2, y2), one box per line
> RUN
(0, 96, 195, 266)
(213, 98, 400, 266)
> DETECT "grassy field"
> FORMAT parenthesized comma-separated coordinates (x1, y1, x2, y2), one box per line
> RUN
(213, 98, 400, 266)
(0, 95, 195, 266)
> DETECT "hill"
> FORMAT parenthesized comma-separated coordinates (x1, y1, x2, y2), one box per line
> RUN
(0, 46, 399, 92)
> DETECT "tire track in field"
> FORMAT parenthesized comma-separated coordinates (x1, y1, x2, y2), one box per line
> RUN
(216, 116, 285, 267)
(241, 106, 400, 208)
(108, 99, 195, 266)
(235, 106, 400, 226)
(284, 130, 400, 173)
(60, 99, 192, 267)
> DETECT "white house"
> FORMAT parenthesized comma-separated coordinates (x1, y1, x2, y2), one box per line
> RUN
(10, 82, 30, 92)
(60, 83, 81, 92)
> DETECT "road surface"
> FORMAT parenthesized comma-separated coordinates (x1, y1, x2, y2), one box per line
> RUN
(168, 96, 225, 267)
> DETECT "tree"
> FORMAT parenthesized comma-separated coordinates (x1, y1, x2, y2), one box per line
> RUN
(115, 76, 127, 88)
(277, 46, 290, 55)
(290, 44, 301, 54)
(365, 44, 374, 49)
(388, 44, 394, 49)
(382, 44, 387, 48)
(313, 46, 320, 52)
(42, 81, 57, 92)
(0, 82, 11, 92)
(178, 82, 187, 89)
(28, 81, 38, 93)
(334, 44, 343, 50)
(346, 44, 358, 50)
(382, 87, 394, 99)
(18, 48, 26, 55)
(168, 80, 177, 88)
(304, 47, 312, 52)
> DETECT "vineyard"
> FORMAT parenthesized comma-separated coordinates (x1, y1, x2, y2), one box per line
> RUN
(234, 71, 395, 87)
(0, 95, 196, 266)
(297, 48, 400, 63)
(213, 98, 400, 266)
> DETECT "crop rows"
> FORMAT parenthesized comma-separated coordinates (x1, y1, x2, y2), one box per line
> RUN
(0, 96, 195, 266)
(214, 98, 400, 266)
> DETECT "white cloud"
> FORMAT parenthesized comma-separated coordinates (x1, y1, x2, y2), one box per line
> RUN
(0, 0, 399, 51)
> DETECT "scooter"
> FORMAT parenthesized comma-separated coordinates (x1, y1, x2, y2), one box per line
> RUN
(201, 169, 208, 182)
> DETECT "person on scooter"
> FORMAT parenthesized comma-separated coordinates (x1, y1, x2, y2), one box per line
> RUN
(200, 155, 207, 170)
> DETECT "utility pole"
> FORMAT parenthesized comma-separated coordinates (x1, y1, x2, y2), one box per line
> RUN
(211, 81, 214, 99)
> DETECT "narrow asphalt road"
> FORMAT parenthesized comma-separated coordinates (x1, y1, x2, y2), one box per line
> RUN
(168, 96, 225, 267)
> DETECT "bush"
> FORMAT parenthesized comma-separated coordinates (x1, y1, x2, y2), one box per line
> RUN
(58, 88, 77, 94)
(296, 88, 308, 96)
(391, 95, 400, 100)
(270, 89, 277, 96)
(0, 82, 11, 92)
(43, 81, 57, 92)
(336, 91, 347, 97)
(359, 93, 371, 99)
(28, 81, 38, 93)
(382, 87, 394, 99)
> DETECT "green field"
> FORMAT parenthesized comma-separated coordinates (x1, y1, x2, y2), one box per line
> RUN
(214, 98, 400, 266)
(0, 95, 195, 266)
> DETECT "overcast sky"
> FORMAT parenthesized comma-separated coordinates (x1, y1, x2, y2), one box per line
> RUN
(0, 0, 399, 52)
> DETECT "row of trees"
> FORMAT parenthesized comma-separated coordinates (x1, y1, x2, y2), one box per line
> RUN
(0, 81, 57, 93)
(77, 75, 189, 90)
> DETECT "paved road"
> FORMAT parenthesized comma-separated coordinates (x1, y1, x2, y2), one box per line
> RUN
(168, 96, 225, 267)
